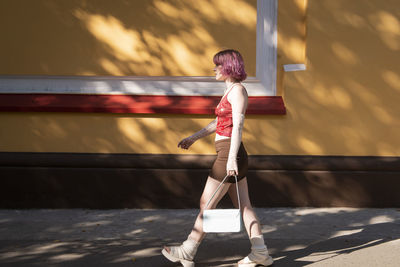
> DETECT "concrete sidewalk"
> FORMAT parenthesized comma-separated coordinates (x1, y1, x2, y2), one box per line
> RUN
(0, 208, 399, 267)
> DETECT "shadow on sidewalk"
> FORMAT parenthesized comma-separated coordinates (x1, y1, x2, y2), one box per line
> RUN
(272, 222, 399, 266)
(0, 208, 399, 266)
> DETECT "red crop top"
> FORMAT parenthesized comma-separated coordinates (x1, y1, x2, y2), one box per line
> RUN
(215, 86, 235, 137)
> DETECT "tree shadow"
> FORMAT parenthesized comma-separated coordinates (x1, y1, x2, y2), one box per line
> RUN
(246, 0, 400, 156)
(272, 222, 399, 266)
(0, 0, 257, 76)
(0, 208, 399, 266)
(1, 1, 400, 265)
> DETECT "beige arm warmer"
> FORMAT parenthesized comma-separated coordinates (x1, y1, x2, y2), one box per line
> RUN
(189, 119, 217, 141)
(226, 112, 245, 173)
(178, 119, 217, 150)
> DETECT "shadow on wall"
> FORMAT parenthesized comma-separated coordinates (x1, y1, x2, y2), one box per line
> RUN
(1, 1, 400, 209)
(0, 208, 399, 266)
(0, 112, 216, 154)
(0, 0, 256, 153)
(0, 161, 213, 208)
(1, 0, 400, 156)
(245, 0, 400, 156)
(0, 0, 257, 76)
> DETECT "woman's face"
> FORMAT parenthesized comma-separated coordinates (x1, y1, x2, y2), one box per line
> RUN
(213, 64, 225, 81)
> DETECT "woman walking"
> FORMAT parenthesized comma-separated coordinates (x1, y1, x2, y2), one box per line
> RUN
(162, 49, 273, 267)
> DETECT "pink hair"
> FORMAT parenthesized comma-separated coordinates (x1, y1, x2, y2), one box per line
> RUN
(213, 49, 247, 82)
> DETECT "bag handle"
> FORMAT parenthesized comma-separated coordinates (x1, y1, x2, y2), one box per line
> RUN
(204, 175, 241, 211)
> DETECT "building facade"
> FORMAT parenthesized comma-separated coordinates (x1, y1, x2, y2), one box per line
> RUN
(1, 0, 400, 208)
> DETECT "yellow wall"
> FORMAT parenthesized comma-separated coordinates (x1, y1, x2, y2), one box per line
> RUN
(271, 0, 400, 156)
(1, 0, 400, 156)
(0, 0, 257, 76)
(0, 113, 217, 154)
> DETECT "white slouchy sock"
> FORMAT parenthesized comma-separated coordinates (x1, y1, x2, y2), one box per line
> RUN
(168, 237, 200, 261)
(242, 235, 270, 263)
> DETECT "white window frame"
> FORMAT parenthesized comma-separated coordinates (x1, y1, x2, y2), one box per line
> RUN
(0, 0, 277, 97)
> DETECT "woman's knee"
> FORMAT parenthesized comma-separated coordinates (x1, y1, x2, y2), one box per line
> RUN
(199, 197, 210, 210)
(241, 203, 253, 213)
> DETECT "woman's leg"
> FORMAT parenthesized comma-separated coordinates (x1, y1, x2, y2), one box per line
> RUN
(188, 176, 231, 241)
(228, 177, 262, 237)
(228, 177, 273, 266)
(163, 176, 231, 262)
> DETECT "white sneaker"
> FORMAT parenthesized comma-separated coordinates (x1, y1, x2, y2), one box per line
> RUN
(238, 248, 274, 267)
(161, 238, 199, 267)
(162, 247, 195, 267)
(238, 255, 273, 266)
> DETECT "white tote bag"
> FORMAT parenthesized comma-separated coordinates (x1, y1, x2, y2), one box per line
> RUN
(203, 175, 243, 233)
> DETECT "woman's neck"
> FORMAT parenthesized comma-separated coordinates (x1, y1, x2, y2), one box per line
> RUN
(224, 79, 239, 92)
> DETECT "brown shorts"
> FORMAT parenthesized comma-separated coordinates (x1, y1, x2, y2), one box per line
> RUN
(209, 139, 248, 183)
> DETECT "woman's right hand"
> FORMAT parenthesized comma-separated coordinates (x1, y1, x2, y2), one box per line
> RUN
(178, 136, 196, 150)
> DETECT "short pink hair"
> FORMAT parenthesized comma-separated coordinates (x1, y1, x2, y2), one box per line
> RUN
(213, 49, 247, 82)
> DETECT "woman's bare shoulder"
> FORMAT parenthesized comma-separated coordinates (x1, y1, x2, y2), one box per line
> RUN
(231, 83, 248, 97)
(227, 83, 248, 105)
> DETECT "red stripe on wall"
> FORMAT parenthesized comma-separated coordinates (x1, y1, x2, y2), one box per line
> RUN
(0, 94, 286, 115)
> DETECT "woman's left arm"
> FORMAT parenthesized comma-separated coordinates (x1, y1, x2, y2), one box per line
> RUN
(226, 85, 248, 176)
